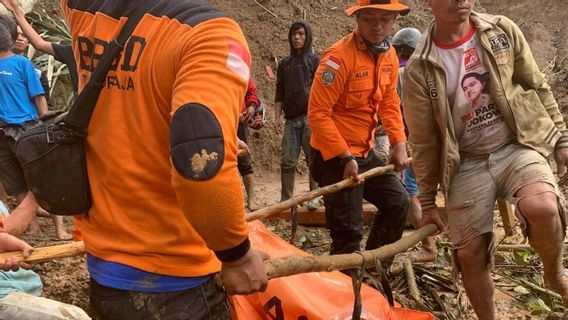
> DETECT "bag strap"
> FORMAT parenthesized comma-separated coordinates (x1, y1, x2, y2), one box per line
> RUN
(64, 1, 155, 131)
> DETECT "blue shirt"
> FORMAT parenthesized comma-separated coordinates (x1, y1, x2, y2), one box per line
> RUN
(87, 254, 211, 293)
(0, 54, 44, 125)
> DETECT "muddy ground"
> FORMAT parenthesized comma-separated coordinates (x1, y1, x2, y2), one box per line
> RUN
(17, 0, 568, 319)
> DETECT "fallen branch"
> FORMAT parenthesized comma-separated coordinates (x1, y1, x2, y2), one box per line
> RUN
(254, 0, 279, 18)
(519, 278, 562, 300)
(246, 163, 396, 221)
(264, 224, 436, 280)
(404, 258, 426, 310)
(0, 241, 85, 264)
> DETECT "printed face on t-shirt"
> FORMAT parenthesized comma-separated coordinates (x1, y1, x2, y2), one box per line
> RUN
(461, 73, 486, 106)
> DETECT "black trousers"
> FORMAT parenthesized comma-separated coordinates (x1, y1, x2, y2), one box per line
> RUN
(311, 150, 410, 255)
(90, 277, 231, 320)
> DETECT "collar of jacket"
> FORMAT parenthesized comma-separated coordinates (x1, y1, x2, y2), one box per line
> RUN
(412, 11, 501, 66)
(354, 29, 369, 51)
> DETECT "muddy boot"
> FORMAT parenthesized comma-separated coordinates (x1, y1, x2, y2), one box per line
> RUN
(280, 168, 296, 202)
(243, 174, 259, 211)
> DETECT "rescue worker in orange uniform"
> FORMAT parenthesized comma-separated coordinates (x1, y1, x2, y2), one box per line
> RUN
(60, 0, 267, 319)
(309, 0, 411, 260)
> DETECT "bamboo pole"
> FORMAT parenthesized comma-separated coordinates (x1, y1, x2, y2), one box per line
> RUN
(0, 241, 85, 264)
(0, 163, 403, 267)
(246, 164, 396, 222)
(0, 224, 438, 280)
(263, 224, 437, 280)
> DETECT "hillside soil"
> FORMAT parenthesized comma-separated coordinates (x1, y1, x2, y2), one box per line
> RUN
(21, 0, 568, 319)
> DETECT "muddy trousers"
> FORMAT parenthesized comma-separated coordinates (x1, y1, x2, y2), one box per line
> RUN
(90, 277, 231, 320)
(311, 150, 410, 256)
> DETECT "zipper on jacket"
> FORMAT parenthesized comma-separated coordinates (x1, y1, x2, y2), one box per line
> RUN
(368, 51, 381, 152)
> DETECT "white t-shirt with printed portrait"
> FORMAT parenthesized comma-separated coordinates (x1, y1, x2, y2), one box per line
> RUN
(435, 23, 514, 156)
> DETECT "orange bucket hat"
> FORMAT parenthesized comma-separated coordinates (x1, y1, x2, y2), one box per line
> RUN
(346, 0, 410, 17)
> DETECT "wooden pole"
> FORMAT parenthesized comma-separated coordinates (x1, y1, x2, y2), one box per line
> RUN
(246, 164, 395, 222)
(0, 241, 85, 264)
(264, 224, 437, 280)
(0, 224, 438, 281)
(0, 163, 404, 267)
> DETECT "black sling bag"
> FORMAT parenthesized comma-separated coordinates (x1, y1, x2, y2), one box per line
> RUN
(14, 3, 153, 215)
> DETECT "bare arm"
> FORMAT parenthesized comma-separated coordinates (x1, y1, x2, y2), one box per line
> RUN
(34, 95, 48, 117)
(1, 0, 54, 55)
(3, 192, 38, 237)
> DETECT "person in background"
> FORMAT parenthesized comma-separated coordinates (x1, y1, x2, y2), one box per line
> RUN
(391, 27, 437, 263)
(0, 16, 50, 242)
(0, 0, 73, 240)
(275, 20, 321, 210)
(238, 77, 261, 211)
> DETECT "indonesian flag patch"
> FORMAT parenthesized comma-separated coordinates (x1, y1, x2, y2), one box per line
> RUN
(227, 41, 251, 82)
(326, 55, 341, 70)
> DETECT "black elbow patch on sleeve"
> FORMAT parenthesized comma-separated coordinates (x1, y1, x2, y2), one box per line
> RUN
(214, 238, 251, 263)
(170, 103, 225, 181)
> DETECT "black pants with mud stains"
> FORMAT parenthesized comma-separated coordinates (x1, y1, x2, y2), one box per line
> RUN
(90, 277, 231, 320)
(311, 149, 410, 256)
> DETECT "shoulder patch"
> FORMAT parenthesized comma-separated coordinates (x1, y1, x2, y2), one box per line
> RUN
(170, 103, 225, 181)
(488, 34, 510, 53)
(321, 69, 337, 86)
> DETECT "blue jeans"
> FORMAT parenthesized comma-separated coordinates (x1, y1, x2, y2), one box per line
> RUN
(90, 277, 231, 320)
(403, 168, 419, 196)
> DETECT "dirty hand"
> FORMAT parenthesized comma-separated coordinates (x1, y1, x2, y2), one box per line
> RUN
(237, 138, 250, 155)
(0, 233, 32, 271)
(221, 248, 269, 295)
(342, 158, 361, 183)
(243, 105, 256, 123)
(390, 141, 409, 172)
(421, 208, 445, 235)
(554, 147, 568, 179)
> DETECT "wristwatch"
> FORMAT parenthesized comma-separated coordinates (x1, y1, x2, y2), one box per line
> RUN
(340, 155, 356, 166)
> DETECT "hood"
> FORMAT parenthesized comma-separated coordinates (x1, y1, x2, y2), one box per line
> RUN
(288, 20, 313, 56)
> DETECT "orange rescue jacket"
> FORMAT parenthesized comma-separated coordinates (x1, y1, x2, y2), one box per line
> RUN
(309, 30, 406, 160)
(61, 0, 251, 276)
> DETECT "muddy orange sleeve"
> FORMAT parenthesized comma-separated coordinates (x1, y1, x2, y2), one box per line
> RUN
(308, 50, 351, 160)
(170, 18, 251, 261)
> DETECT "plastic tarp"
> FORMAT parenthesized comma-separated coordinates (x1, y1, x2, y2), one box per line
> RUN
(232, 221, 434, 320)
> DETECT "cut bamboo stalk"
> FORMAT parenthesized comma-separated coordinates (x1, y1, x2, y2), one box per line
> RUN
(246, 164, 396, 222)
(0, 241, 85, 264)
